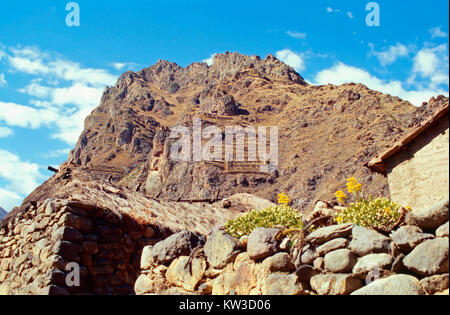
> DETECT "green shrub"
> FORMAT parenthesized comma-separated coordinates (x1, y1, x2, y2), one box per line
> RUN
(336, 196, 408, 230)
(335, 177, 410, 231)
(225, 205, 304, 239)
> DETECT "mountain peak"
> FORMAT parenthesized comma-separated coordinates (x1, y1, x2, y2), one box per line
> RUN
(64, 52, 448, 212)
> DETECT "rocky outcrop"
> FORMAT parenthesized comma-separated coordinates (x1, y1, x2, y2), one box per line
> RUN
(64, 52, 448, 211)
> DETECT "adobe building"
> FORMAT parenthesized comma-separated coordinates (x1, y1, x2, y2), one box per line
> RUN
(366, 103, 449, 212)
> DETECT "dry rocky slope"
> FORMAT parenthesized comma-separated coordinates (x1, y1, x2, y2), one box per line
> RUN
(67, 52, 447, 209)
(0, 52, 448, 295)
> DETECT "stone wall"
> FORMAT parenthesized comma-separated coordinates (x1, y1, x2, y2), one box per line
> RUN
(0, 198, 160, 295)
(387, 112, 449, 212)
(134, 203, 449, 295)
(1, 195, 448, 295)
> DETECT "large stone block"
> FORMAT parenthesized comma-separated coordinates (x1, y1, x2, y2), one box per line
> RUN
(351, 274, 424, 295)
(204, 230, 240, 268)
(151, 231, 201, 265)
(350, 226, 391, 256)
(406, 200, 449, 231)
(247, 228, 280, 261)
(403, 237, 449, 277)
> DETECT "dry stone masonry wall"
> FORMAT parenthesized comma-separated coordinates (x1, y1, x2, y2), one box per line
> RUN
(135, 200, 449, 295)
(1, 198, 448, 295)
(0, 198, 162, 295)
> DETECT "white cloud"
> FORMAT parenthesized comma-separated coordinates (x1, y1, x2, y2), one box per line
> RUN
(203, 54, 217, 66)
(112, 62, 126, 70)
(314, 62, 448, 105)
(1, 46, 120, 145)
(346, 12, 354, 19)
(0, 126, 14, 138)
(429, 26, 448, 39)
(276, 49, 305, 72)
(326, 7, 340, 13)
(0, 188, 22, 212)
(40, 148, 71, 159)
(8, 56, 50, 75)
(0, 73, 6, 86)
(0, 149, 45, 210)
(369, 43, 410, 66)
(8, 47, 117, 86)
(19, 80, 51, 98)
(412, 44, 449, 87)
(287, 31, 307, 40)
(51, 83, 104, 108)
(0, 101, 57, 129)
(111, 62, 137, 71)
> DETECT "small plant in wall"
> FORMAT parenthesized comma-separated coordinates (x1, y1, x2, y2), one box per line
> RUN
(334, 177, 411, 232)
(224, 193, 304, 239)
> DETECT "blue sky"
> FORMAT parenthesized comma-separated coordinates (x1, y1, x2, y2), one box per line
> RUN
(0, 0, 449, 211)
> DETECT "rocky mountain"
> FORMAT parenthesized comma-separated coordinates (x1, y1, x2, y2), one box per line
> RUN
(1, 52, 448, 296)
(65, 52, 447, 211)
(0, 207, 6, 221)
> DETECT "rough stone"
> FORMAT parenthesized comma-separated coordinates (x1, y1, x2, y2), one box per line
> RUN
(403, 237, 449, 276)
(297, 245, 319, 266)
(324, 249, 357, 273)
(420, 274, 449, 295)
(52, 226, 83, 243)
(211, 265, 236, 295)
(353, 253, 394, 275)
(390, 225, 434, 253)
(140, 246, 154, 270)
(134, 274, 155, 295)
(295, 265, 319, 282)
(204, 230, 240, 268)
(391, 254, 406, 273)
(52, 241, 81, 262)
(317, 238, 348, 256)
(436, 221, 449, 238)
(351, 274, 424, 295)
(235, 260, 256, 295)
(350, 226, 391, 256)
(151, 231, 200, 265)
(261, 274, 307, 295)
(58, 213, 92, 233)
(313, 257, 325, 270)
(406, 200, 449, 231)
(166, 256, 207, 291)
(247, 228, 280, 261)
(305, 223, 353, 245)
(198, 283, 213, 295)
(310, 274, 363, 295)
(262, 252, 295, 273)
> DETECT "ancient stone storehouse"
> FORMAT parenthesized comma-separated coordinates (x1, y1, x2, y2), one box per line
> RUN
(366, 103, 449, 211)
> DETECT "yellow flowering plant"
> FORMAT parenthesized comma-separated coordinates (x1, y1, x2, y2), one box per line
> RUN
(335, 190, 347, 204)
(334, 177, 410, 231)
(277, 193, 291, 205)
(225, 194, 303, 238)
